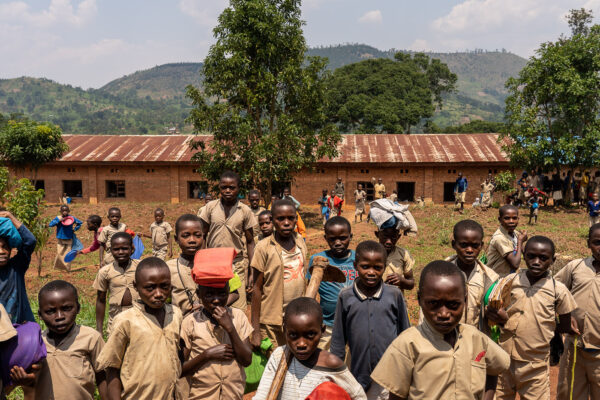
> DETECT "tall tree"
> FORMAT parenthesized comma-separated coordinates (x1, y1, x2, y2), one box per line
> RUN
(325, 53, 456, 133)
(502, 9, 600, 171)
(186, 0, 339, 202)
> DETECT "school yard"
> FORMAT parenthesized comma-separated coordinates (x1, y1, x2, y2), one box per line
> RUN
(16, 200, 592, 399)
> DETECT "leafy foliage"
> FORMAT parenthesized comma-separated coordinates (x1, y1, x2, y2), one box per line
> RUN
(0, 167, 10, 206)
(325, 53, 456, 133)
(426, 120, 506, 133)
(31, 217, 52, 277)
(187, 0, 340, 201)
(494, 170, 517, 194)
(503, 9, 600, 170)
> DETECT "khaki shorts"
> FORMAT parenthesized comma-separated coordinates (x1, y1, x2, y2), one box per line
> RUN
(260, 323, 286, 350)
(455, 191, 466, 203)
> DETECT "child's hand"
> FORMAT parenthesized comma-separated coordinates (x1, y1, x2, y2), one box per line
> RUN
(569, 316, 581, 336)
(385, 273, 402, 286)
(250, 330, 263, 350)
(9, 363, 41, 387)
(213, 306, 234, 333)
(204, 344, 234, 361)
(517, 231, 528, 243)
(0, 211, 14, 219)
(485, 306, 508, 325)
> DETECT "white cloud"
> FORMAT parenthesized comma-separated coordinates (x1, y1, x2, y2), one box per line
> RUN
(178, 0, 228, 27)
(358, 10, 382, 24)
(408, 39, 431, 52)
(0, 0, 97, 27)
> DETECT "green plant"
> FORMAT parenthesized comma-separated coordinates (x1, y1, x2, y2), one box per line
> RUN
(494, 171, 517, 194)
(6, 179, 45, 226)
(0, 166, 10, 206)
(31, 217, 51, 276)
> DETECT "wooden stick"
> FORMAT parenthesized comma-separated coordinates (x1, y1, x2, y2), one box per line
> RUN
(266, 346, 293, 400)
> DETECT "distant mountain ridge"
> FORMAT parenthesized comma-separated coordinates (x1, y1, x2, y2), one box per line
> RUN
(0, 44, 528, 134)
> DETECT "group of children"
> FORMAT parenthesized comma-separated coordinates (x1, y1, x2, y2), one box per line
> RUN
(1, 170, 599, 400)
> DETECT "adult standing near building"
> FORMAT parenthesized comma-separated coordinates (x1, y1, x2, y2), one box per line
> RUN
(334, 177, 345, 200)
(481, 174, 495, 211)
(454, 172, 468, 213)
(354, 184, 367, 223)
(374, 178, 386, 200)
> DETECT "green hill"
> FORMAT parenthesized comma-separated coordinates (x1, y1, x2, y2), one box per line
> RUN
(0, 44, 528, 133)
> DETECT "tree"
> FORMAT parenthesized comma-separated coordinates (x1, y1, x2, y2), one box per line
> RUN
(186, 0, 339, 203)
(568, 8, 593, 36)
(502, 9, 600, 171)
(325, 53, 457, 133)
(0, 120, 68, 184)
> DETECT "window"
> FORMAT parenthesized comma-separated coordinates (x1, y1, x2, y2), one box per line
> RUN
(360, 169, 370, 174)
(106, 180, 125, 198)
(67, 167, 76, 173)
(32, 180, 45, 191)
(146, 168, 155, 173)
(188, 181, 208, 199)
(63, 180, 82, 197)
(357, 181, 375, 201)
(443, 182, 456, 202)
(396, 182, 415, 202)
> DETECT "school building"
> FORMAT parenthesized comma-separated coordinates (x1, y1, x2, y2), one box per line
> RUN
(13, 133, 510, 205)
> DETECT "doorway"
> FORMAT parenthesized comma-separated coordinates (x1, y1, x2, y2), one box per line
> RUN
(396, 182, 415, 202)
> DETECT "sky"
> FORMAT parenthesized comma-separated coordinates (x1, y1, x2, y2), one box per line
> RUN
(1, 0, 599, 88)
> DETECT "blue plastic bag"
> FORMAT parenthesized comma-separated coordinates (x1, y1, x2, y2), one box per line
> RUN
(131, 235, 145, 260)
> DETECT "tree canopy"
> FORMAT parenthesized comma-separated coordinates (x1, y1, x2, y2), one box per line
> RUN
(186, 0, 339, 200)
(324, 53, 457, 133)
(502, 9, 600, 171)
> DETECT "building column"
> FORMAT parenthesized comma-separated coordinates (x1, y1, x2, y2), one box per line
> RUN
(88, 166, 98, 204)
(170, 165, 180, 204)
(423, 167, 434, 204)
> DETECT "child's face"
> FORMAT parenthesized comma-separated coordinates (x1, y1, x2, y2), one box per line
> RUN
(330, 190, 335, 196)
(273, 205, 297, 238)
(110, 237, 133, 264)
(0, 237, 11, 267)
(205, 194, 213, 204)
(357, 185, 363, 190)
(199, 285, 229, 315)
(86, 219, 98, 231)
(108, 210, 121, 226)
(452, 229, 483, 266)
(258, 215, 273, 237)
(322, 190, 327, 196)
(283, 188, 291, 197)
(499, 209, 519, 233)
(176, 221, 203, 256)
(60, 206, 69, 217)
(38, 289, 79, 335)
(284, 313, 324, 362)
(376, 228, 399, 254)
(594, 194, 599, 202)
(154, 211, 164, 224)
(589, 229, 600, 261)
(419, 274, 465, 335)
(324, 223, 352, 258)
(524, 242, 555, 278)
(135, 267, 171, 309)
(219, 177, 239, 203)
(354, 251, 385, 288)
(248, 193, 260, 209)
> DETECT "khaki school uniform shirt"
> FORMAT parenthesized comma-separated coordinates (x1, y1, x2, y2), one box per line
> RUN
(181, 308, 253, 400)
(486, 226, 519, 276)
(447, 255, 499, 328)
(98, 223, 127, 265)
(150, 221, 172, 250)
(281, 246, 306, 309)
(35, 325, 104, 400)
(97, 302, 183, 400)
(372, 320, 510, 400)
(251, 206, 266, 237)
(499, 269, 577, 361)
(166, 256, 198, 316)
(251, 233, 308, 325)
(199, 200, 258, 263)
(383, 246, 414, 282)
(93, 259, 140, 323)
(374, 183, 385, 199)
(0, 303, 15, 342)
(555, 257, 600, 349)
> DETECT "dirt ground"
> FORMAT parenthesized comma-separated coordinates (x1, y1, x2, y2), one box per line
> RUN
(29, 200, 590, 399)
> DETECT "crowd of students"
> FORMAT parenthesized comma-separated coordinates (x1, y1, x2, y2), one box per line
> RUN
(0, 169, 599, 400)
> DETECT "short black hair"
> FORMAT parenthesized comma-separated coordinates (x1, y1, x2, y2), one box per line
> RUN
(135, 257, 170, 282)
(248, 189, 260, 197)
(108, 207, 121, 215)
(111, 231, 132, 246)
(154, 208, 164, 214)
(283, 297, 323, 326)
(258, 210, 272, 220)
(60, 205, 69, 211)
(271, 198, 296, 215)
(324, 216, 351, 234)
(220, 170, 240, 185)
(524, 235, 555, 255)
(355, 240, 387, 264)
(589, 223, 600, 239)
(87, 215, 102, 226)
(499, 204, 518, 217)
(453, 219, 484, 241)
(38, 280, 78, 304)
(175, 214, 202, 235)
(418, 260, 466, 297)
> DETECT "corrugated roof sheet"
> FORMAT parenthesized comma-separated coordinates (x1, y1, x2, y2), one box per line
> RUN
(59, 133, 507, 164)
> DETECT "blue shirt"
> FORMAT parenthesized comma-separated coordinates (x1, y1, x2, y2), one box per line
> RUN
(0, 225, 36, 323)
(331, 281, 410, 391)
(49, 216, 82, 239)
(588, 201, 600, 217)
(455, 177, 468, 193)
(307, 250, 356, 327)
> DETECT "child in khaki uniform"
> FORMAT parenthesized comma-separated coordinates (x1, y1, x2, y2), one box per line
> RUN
(486, 205, 527, 277)
(98, 257, 183, 400)
(98, 207, 127, 266)
(14, 280, 107, 400)
(376, 226, 415, 292)
(180, 248, 252, 400)
(93, 232, 140, 334)
(200, 171, 257, 309)
(486, 236, 578, 400)
(371, 261, 510, 400)
(143, 208, 173, 260)
(250, 199, 308, 350)
(257, 210, 273, 241)
(554, 223, 600, 400)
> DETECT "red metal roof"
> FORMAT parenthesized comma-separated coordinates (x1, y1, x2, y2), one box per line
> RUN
(59, 133, 507, 164)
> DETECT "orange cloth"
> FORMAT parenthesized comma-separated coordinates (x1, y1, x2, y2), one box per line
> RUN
(192, 248, 235, 287)
(305, 382, 352, 400)
(295, 212, 306, 239)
